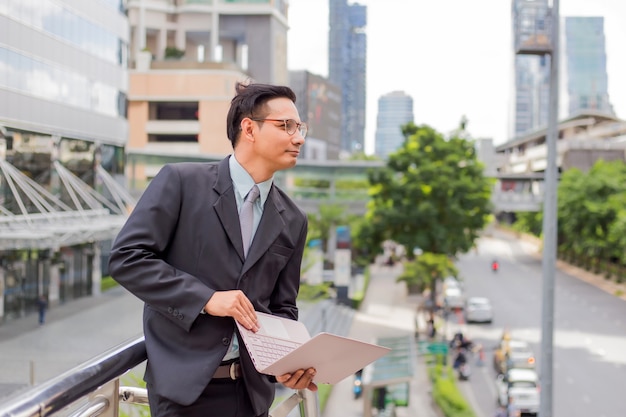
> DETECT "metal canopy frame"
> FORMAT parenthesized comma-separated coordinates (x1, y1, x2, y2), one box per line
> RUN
(0, 159, 135, 251)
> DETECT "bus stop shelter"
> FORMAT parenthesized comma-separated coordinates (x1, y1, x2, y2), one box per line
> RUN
(362, 336, 416, 417)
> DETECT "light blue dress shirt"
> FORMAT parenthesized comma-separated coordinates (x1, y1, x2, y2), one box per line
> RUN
(222, 155, 273, 361)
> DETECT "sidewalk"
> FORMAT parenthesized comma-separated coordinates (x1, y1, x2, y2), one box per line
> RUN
(322, 263, 439, 417)
(0, 286, 144, 399)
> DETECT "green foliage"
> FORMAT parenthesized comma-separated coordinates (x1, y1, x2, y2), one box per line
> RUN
(164, 46, 185, 59)
(348, 151, 381, 161)
(297, 282, 333, 301)
(396, 253, 458, 292)
(317, 383, 333, 411)
(350, 266, 370, 309)
(100, 276, 119, 292)
(512, 211, 543, 237)
(119, 371, 150, 417)
(294, 177, 331, 188)
(359, 124, 492, 258)
(557, 159, 626, 262)
(428, 363, 476, 417)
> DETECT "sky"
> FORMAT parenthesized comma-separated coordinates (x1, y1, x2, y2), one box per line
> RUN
(286, 0, 626, 153)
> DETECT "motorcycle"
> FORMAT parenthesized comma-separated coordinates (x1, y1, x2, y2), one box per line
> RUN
(491, 260, 499, 273)
(458, 362, 471, 380)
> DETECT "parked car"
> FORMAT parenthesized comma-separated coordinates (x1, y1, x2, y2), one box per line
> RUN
(496, 368, 540, 416)
(494, 335, 535, 374)
(464, 296, 493, 323)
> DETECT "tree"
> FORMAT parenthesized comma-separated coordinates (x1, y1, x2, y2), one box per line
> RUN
(396, 252, 458, 295)
(557, 159, 626, 261)
(359, 123, 492, 258)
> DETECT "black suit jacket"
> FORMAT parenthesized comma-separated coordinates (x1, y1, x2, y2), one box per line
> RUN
(108, 157, 308, 414)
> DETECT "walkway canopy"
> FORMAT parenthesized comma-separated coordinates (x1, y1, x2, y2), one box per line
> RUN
(0, 159, 135, 251)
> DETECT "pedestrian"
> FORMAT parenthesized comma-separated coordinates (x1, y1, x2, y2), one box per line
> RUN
(493, 405, 507, 417)
(109, 81, 312, 417)
(37, 295, 48, 325)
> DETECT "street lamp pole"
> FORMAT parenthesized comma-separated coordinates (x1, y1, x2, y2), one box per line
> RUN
(540, 0, 559, 416)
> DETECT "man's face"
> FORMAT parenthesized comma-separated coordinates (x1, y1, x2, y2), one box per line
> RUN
(251, 97, 305, 172)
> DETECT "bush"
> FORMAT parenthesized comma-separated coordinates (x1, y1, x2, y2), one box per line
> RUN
(297, 282, 333, 301)
(101, 275, 119, 292)
(428, 363, 476, 417)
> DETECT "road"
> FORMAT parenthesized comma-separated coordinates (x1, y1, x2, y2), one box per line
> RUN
(446, 234, 626, 417)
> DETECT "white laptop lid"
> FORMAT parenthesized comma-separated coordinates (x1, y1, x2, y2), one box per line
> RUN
(236, 312, 390, 384)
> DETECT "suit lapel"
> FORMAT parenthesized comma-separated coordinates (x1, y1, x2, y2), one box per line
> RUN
(213, 158, 246, 262)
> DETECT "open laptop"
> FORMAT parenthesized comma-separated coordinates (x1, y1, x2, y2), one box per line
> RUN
(235, 311, 390, 384)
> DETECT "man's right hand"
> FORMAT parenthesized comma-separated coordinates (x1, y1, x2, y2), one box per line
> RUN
(204, 290, 259, 331)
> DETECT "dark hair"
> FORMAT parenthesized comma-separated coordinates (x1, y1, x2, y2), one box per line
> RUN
(226, 81, 297, 148)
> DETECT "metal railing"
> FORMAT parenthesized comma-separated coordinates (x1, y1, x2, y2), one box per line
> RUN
(0, 336, 318, 417)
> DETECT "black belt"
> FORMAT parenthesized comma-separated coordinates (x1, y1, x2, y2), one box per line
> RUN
(213, 362, 242, 380)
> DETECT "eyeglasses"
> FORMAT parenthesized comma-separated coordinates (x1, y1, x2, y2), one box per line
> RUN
(251, 118, 308, 138)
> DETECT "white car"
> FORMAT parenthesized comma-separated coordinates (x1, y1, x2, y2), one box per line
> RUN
(496, 368, 540, 416)
(443, 286, 465, 309)
(464, 297, 493, 323)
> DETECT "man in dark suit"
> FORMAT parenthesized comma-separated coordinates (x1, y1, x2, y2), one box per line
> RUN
(109, 82, 316, 417)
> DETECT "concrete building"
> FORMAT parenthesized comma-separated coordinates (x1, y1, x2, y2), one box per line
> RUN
(374, 91, 414, 159)
(328, 0, 367, 155)
(128, 0, 289, 84)
(497, 111, 626, 175)
(289, 70, 342, 161)
(125, 0, 290, 181)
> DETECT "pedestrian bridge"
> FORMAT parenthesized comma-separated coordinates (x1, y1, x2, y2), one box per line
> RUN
(127, 151, 544, 215)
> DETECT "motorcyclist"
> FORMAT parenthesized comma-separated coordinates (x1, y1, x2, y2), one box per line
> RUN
(491, 259, 499, 272)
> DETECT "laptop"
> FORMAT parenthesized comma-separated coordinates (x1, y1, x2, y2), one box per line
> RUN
(235, 311, 390, 384)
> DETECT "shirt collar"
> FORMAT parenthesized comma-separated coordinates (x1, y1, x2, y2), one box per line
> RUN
(229, 155, 272, 206)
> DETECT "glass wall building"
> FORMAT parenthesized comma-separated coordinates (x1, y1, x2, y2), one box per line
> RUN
(374, 91, 414, 160)
(0, 0, 129, 323)
(329, 0, 367, 155)
(564, 17, 613, 116)
(511, 0, 550, 138)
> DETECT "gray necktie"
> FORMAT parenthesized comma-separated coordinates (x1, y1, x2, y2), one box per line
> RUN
(240, 185, 260, 258)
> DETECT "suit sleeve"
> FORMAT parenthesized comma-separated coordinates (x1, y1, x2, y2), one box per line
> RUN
(108, 164, 214, 331)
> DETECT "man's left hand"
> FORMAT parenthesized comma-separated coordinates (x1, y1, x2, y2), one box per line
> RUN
(276, 368, 318, 391)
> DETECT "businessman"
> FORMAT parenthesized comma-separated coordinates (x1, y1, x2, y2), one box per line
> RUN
(109, 81, 315, 417)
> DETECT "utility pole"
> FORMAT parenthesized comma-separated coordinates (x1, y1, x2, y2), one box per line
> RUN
(513, 0, 558, 414)
(540, 0, 559, 416)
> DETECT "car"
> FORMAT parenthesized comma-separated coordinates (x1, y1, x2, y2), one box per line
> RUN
(494, 335, 536, 374)
(443, 286, 465, 310)
(464, 296, 493, 323)
(443, 276, 462, 290)
(496, 368, 540, 416)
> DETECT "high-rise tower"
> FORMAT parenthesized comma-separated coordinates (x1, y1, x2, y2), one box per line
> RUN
(511, 0, 551, 137)
(564, 17, 613, 115)
(374, 91, 414, 159)
(329, 0, 367, 155)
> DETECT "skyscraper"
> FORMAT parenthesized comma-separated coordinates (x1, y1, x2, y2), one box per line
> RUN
(564, 17, 613, 115)
(374, 91, 414, 159)
(329, 0, 367, 155)
(511, 0, 550, 137)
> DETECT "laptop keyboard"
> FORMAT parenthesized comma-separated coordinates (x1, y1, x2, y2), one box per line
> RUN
(248, 333, 302, 368)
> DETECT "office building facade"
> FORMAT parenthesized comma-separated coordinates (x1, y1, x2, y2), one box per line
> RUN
(0, 0, 129, 322)
(328, 0, 367, 155)
(511, 0, 550, 138)
(564, 17, 613, 116)
(374, 91, 414, 159)
(289, 70, 342, 160)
